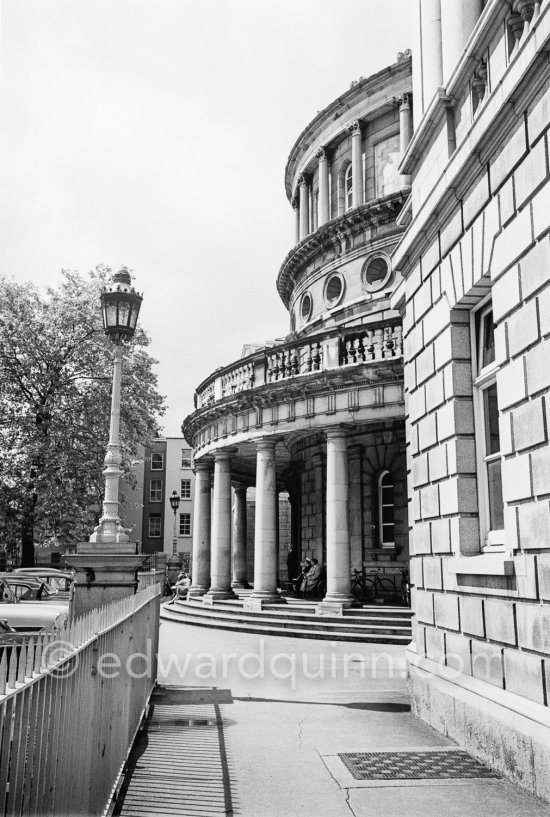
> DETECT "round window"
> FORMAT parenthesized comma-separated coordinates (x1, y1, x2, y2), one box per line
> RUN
(324, 274, 344, 306)
(301, 292, 312, 322)
(362, 255, 392, 292)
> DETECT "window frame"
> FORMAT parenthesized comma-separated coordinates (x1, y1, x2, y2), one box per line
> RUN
(378, 470, 395, 549)
(344, 163, 353, 211)
(179, 512, 191, 537)
(150, 452, 164, 471)
(181, 450, 192, 468)
(148, 514, 161, 538)
(180, 479, 191, 500)
(471, 297, 505, 551)
(149, 479, 163, 503)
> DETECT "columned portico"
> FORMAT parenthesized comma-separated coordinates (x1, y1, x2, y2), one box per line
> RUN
(204, 449, 236, 603)
(349, 120, 364, 208)
(188, 458, 212, 597)
(245, 438, 281, 608)
(317, 428, 354, 614)
(231, 484, 248, 588)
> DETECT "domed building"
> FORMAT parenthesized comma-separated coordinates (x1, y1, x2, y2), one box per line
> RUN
(181, 53, 413, 613)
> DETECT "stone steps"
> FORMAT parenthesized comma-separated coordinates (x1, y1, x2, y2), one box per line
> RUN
(160, 596, 413, 644)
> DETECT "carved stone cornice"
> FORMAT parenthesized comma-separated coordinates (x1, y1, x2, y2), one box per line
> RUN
(276, 190, 409, 308)
(182, 358, 404, 445)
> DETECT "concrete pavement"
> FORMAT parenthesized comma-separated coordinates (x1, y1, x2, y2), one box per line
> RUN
(141, 618, 549, 817)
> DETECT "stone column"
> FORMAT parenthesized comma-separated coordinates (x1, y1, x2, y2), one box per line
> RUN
(204, 449, 235, 603)
(188, 458, 212, 597)
(348, 121, 364, 208)
(245, 439, 282, 608)
(399, 94, 412, 186)
(298, 174, 310, 240)
(317, 428, 354, 614)
(317, 148, 330, 226)
(292, 197, 300, 245)
(441, 0, 483, 85)
(231, 484, 248, 589)
(419, 0, 443, 120)
(348, 445, 363, 571)
(312, 451, 325, 561)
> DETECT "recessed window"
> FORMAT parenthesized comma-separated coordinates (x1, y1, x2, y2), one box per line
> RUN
(179, 512, 191, 536)
(378, 471, 395, 548)
(149, 479, 163, 502)
(301, 292, 312, 322)
(181, 450, 192, 468)
(151, 453, 164, 470)
(345, 163, 353, 211)
(180, 479, 191, 499)
(472, 300, 504, 549)
(324, 273, 344, 307)
(362, 255, 392, 292)
(148, 514, 161, 538)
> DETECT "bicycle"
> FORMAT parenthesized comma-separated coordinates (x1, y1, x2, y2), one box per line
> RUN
(351, 568, 397, 604)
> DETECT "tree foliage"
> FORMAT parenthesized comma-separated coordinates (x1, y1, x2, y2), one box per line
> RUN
(0, 267, 165, 564)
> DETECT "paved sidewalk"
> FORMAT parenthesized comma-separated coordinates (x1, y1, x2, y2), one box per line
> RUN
(117, 619, 549, 817)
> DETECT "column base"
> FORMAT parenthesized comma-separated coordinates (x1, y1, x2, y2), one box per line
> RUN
(243, 594, 285, 611)
(187, 586, 208, 598)
(203, 589, 235, 605)
(231, 580, 251, 589)
(316, 596, 354, 616)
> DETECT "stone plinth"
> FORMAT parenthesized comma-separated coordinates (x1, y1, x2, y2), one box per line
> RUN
(65, 541, 147, 619)
(243, 596, 285, 612)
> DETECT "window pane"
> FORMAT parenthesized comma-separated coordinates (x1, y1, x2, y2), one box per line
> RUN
(487, 459, 504, 530)
(151, 453, 163, 470)
(382, 506, 394, 524)
(150, 479, 162, 501)
(148, 514, 161, 537)
(181, 479, 191, 499)
(482, 310, 495, 368)
(483, 383, 500, 455)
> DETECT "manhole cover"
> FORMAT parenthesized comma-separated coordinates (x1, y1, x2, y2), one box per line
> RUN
(339, 750, 498, 780)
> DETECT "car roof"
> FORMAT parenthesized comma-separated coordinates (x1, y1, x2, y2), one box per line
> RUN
(14, 568, 73, 578)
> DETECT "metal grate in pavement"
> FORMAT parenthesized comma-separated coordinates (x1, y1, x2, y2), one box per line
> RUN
(114, 691, 236, 816)
(339, 749, 499, 780)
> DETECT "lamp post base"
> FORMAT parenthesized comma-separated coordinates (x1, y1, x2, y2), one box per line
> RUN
(65, 540, 147, 619)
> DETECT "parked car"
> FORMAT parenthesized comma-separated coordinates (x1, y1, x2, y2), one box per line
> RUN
(14, 567, 74, 596)
(1, 574, 63, 602)
(0, 577, 68, 632)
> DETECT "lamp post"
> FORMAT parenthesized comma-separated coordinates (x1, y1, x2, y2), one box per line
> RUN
(66, 267, 146, 619)
(169, 490, 180, 555)
(90, 268, 142, 544)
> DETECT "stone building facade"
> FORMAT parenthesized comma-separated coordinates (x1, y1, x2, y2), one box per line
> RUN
(182, 55, 413, 610)
(393, 0, 550, 801)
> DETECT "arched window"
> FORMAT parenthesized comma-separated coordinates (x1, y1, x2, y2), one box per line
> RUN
(345, 163, 353, 211)
(378, 471, 395, 548)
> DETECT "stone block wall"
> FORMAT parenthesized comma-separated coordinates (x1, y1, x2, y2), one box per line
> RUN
(403, 64, 550, 797)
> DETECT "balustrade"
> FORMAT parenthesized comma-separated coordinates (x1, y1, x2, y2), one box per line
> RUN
(221, 361, 255, 397)
(342, 324, 403, 365)
(266, 340, 322, 382)
(195, 322, 403, 407)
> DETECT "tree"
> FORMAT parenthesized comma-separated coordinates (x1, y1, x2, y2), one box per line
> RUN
(0, 267, 166, 565)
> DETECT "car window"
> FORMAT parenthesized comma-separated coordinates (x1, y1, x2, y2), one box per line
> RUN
(0, 581, 16, 603)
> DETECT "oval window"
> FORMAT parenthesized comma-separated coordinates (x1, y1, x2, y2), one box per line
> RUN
(301, 293, 312, 322)
(324, 274, 344, 306)
(362, 255, 392, 292)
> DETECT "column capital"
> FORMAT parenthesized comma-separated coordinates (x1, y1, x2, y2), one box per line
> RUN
(255, 436, 282, 452)
(316, 147, 329, 162)
(393, 93, 412, 110)
(291, 196, 299, 209)
(347, 119, 362, 137)
(233, 482, 248, 494)
(325, 424, 352, 441)
(193, 456, 213, 474)
(297, 172, 310, 187)
(213, 446, 238, 462)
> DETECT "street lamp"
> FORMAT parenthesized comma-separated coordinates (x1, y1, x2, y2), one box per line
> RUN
(169, 490, 180, 556)
(89, 268, 143, 544)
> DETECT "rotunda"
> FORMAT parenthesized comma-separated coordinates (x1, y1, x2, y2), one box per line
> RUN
(182, 53, 413, 614)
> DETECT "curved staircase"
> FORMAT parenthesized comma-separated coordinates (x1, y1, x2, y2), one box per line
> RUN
(160, 592, 412, 644)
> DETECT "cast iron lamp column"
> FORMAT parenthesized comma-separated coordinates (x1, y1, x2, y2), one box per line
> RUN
(90, 268, 143, 543)
(167, 489, 182, 584)
(66, 267, 146, 619)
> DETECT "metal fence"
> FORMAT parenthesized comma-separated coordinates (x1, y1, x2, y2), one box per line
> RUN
(0, 584, 161, 817)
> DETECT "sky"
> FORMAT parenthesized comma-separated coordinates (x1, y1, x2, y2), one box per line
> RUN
(0, 0, 414, 436)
